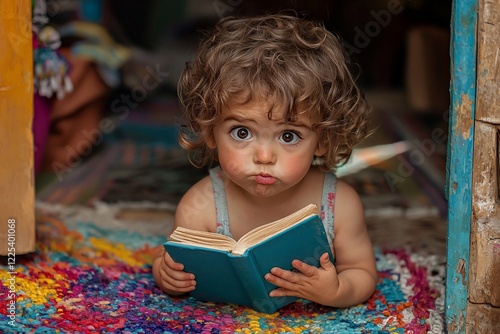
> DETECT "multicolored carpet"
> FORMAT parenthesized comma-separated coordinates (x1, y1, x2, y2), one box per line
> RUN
(0, 212, 445, 333)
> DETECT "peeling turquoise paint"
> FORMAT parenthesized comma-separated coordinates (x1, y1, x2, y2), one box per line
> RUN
(446, 0, 477, 333)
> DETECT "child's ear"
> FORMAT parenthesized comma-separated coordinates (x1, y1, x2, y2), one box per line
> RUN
(206, 134, 216, 149)
(315, 143, 326, 157)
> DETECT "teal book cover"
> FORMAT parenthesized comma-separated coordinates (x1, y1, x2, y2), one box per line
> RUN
(164, 204, 333, 313)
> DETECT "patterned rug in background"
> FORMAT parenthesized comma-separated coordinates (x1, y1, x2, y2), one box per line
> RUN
(0, 213, 445, 333)
(36, 141, 208, 207)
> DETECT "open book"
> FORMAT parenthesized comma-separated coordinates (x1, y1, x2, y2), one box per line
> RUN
(164, 204, 333, 313)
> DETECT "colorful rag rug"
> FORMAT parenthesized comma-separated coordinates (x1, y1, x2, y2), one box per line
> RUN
(0, 214, 445, 334)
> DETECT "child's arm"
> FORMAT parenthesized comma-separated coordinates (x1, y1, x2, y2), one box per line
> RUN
(153, 176, 216, 295)
(264, 180, 377, 308)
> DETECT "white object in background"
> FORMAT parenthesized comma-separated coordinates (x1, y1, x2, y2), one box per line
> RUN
(335, 141, 411, 177)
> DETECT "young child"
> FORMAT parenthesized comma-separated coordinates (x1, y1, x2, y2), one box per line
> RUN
(153, 13, 377, 309)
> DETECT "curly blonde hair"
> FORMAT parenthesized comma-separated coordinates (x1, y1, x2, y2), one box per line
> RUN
(178, 14, 371, 171)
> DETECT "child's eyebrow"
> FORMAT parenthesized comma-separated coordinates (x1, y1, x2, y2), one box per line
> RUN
(222, 116, 256, 124)
(276, 120, 312, 129)
(222, 116, 312, 129)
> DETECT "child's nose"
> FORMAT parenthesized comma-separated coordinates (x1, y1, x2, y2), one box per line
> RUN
(253, 143, 276, 165)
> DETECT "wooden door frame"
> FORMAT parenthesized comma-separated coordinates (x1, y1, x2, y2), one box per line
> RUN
(447, 0, 500, 332)
(446, 0, 476, 332)
(0, 0, 35, 256)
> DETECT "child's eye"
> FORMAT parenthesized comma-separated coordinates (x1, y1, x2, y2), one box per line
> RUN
(279, 131, 301, 145)
(230, 127, 253, 141)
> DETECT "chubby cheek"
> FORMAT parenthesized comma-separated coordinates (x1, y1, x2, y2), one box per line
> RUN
(217, 147, 248, 177)
(280, 155, 313, 183)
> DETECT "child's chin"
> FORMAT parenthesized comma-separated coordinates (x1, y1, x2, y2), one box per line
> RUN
(248, 184, 281, 198)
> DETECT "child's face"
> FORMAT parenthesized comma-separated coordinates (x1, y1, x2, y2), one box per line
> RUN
(211, 96, 323, 198)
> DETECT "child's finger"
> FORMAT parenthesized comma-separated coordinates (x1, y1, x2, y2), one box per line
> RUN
(163, 264, 195, 281)
(319, 252, 335, 270)
(161, 274, 196, 292)
(163, 250, 184, 271)
(291, 259, 317, 276)
(159, 264, 196, 291)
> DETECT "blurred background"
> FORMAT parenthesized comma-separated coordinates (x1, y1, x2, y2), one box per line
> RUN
(37, 0, 452, 112)
(34, 0, 451, 253)
(95, 0, 452, 107)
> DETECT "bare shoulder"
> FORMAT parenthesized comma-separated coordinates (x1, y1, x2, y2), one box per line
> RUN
(335, 178, 363, 205)
(173, 175, 217, 233)
(334, 178, 365, 228)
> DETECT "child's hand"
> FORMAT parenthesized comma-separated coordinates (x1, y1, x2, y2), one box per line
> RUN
(264, 252, 340, 306)
(153, 251, 196, 295)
